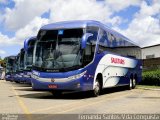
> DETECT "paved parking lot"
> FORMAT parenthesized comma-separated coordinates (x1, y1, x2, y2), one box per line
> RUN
(0, 80, 160, 119)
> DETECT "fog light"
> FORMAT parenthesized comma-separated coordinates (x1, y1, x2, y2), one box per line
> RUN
(31, 82, 34, 87)
(76, 83, 80, 88)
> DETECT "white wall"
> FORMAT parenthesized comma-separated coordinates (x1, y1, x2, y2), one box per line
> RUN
(142, 45, 160, 59)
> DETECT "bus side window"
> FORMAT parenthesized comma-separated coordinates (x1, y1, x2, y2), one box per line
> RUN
(98, 29, 109, 53)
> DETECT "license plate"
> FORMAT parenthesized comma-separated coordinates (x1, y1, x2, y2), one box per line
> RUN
(48, 84, 57, 89)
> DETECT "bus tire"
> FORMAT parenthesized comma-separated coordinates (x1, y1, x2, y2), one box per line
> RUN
(132, 78, 136, 89)
(128, 78, 132, 90)
(92, 78, 101, 97)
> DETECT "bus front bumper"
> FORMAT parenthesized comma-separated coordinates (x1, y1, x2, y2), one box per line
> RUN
(31, 77, 93, 92)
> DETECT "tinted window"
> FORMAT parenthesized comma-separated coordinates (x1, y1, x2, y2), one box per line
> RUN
(98, 28, 141, 59)
(33, 29, 83, 71)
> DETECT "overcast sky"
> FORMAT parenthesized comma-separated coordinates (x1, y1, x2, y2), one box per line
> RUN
(0, 0, 160, 58)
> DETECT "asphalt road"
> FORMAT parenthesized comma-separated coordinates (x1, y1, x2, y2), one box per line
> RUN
(0, 80, 160, 119)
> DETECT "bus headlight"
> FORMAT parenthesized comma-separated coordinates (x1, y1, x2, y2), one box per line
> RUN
(67, 71, 87, 81)
(31, 74, 39, 79)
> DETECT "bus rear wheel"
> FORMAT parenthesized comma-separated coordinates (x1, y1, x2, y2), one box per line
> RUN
(132, 78, 136, 89)
(128, 78, 136, 90)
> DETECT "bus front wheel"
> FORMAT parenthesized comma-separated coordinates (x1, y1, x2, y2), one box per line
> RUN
(92, 79, 101, 97)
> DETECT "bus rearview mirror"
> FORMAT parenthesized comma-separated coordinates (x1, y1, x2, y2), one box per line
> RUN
(81, 33, 93, 49)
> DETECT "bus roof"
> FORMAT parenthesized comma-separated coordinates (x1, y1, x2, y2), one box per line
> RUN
(5, 55, 16, 60)
(40, 20, 139, 47)
(41, 20, 98, 30)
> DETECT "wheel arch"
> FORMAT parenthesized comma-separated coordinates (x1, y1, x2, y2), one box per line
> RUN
(130, 73, 134, 80)
(134, 73, 138, 83)
(96, 73, 103, 89)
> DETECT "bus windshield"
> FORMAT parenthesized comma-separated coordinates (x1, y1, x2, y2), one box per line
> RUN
(6, 58, 14, 74)
(33, 29, 83, 71)
(25, 48, 33, 66)
(13, 59, 17, 73)
(19, 51, 25, 70)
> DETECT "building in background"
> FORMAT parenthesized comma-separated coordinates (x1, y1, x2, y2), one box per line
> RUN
(142, 44, 160, 59)
(141, 44, 160, 70)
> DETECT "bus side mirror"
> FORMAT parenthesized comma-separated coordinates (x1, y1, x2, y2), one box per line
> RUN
(81, 33, 93, 49)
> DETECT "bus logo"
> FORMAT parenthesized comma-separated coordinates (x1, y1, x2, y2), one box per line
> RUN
(51, 78, 55, 82)
(111, 57, 125, 65)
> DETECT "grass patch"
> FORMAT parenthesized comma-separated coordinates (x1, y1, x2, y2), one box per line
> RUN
(137, 85, 160, 89)
(140, 69, 160, 86)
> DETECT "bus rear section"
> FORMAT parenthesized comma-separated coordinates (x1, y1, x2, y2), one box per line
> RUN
(31, 20, 142, 97)
(93, 27, 142, 93)
(94, 53, 142, 91)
